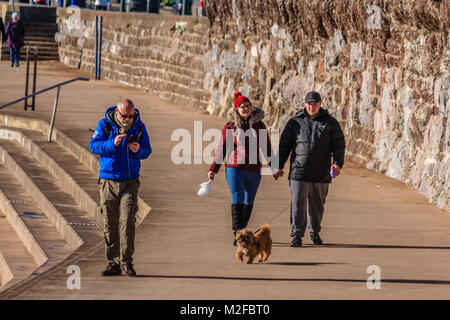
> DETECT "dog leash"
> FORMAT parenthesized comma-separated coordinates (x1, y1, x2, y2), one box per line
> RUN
(253, 174, 332, 234)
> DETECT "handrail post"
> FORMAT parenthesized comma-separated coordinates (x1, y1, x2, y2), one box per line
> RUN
(24, 46, 30, 110)
(32, 46, 39, 111)
(98, 16, 103, 80)
(95, 16, 98, 80)
(47, 86, 61, 143)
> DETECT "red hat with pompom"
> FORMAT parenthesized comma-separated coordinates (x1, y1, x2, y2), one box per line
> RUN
(233, 91, 250, 110)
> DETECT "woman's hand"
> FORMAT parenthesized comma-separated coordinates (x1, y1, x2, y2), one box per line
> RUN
(273, 168, 284, 180)
(208, 171, 216, 180)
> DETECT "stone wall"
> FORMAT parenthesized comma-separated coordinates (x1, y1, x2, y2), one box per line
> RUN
(202, 0, 449, 212)
(55, 1, 449, 212)
(55, 8, 210, 110)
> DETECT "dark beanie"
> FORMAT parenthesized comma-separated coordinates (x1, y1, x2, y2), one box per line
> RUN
(233, 91, 251, 110)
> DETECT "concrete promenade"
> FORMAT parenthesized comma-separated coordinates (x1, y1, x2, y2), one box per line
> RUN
(0, 61, 449, 299)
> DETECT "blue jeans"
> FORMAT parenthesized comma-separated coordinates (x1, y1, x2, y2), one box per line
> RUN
(10, 47, 20, 65)
(225, 167, 261, 205)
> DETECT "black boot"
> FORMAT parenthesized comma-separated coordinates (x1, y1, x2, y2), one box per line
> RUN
(231, 204, 245, 246)
(242, 204, 253, 229)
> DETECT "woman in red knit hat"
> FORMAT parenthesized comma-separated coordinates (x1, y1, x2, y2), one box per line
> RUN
(208, 91, 273, 245)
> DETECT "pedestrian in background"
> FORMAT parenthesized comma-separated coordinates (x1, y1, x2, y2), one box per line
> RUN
(89, 99, 152, 277)
(95, 0, 108, 10)
(208, 91, 273, 245)
(273, 91, 346, 247)
(5, 12, 25, 68)
(0, 17, 5, 43)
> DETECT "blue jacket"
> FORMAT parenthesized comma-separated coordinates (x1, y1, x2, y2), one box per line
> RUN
(89, 106, 152, 180)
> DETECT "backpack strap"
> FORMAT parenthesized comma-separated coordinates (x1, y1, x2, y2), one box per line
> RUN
(103, 121, 112, 138)
(137, 126, 143, 138)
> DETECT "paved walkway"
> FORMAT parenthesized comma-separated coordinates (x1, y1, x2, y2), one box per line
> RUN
(0, 61, 449, 299)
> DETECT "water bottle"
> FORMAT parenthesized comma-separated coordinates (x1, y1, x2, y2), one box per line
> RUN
(330, 167, 336, 179)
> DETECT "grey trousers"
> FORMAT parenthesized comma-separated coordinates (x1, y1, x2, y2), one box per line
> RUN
(289, 180, 329, 238)
(99, 178, 140, 264)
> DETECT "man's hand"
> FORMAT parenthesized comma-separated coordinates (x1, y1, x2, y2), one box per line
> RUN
(331, 163, 341, 177)
(128, 142, 140, 153)
(273, 169, 284, 180)
(114, 134, 127, 147)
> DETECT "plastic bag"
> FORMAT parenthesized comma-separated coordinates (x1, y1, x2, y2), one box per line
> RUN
(198, 180, 212, 198)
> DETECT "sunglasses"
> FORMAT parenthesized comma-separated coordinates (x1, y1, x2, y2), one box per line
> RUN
(117, 110, 134, 119)
(239, 104, 252, 109)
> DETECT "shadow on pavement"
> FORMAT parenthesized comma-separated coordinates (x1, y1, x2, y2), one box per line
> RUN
(135, 274, 450, 285)
(325, 243, 450, 250)
(272, 242, 449, 250)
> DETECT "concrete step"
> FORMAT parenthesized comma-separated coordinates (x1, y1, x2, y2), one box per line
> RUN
(23, 41, 58, 47)
(24, 32, 56, 39)
(0, 155, 75, 292)
(23, 22, 57, 31)
(0, 123, 106, 298)
(0, 216, 38, 289)
(0, 139, 102, 245)
(0, 114, 150, 226)
(23, 36, 57, 43)
(0, 164, 71, 279)
(27, 131, 102, 206)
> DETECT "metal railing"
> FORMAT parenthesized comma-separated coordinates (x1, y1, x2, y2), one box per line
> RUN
(24, 46, 39, 111)
(0, 77, 89, 142)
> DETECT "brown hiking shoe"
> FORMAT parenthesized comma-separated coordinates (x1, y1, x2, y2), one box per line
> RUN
(101, 263, 121, 276)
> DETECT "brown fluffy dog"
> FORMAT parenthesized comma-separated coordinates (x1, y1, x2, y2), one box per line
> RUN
(235, 224, 272, 264)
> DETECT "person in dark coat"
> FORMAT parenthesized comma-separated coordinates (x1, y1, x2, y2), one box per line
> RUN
(5, 12, 25, 67)
(273, 91, 346, 247)
(0, 17, 6, 43)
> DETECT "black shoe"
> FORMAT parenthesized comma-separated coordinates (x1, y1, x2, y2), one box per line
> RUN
(121, 262, 137, 277)
(101, 262, 121, 276)
(310, 232, 323, 245)
(290, 236, 302, 247)
(10, 63, 14, 67)
(15, 63, 20, 67)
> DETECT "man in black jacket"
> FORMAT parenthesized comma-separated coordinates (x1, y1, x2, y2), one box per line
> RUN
(274, 91, 345, 247)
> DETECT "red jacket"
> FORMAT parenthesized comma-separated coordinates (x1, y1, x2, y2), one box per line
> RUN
(209, 107, 272, 173)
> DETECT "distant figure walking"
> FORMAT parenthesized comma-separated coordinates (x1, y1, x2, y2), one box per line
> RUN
(0, 17, 6, 43)
(5, 12, 25, 68)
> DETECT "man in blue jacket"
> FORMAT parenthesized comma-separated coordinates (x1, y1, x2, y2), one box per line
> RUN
(90, 99, 151, 276)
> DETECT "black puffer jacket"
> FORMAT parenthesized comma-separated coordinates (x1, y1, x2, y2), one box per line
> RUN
(278, 108, 345, 183)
